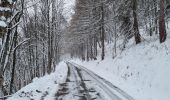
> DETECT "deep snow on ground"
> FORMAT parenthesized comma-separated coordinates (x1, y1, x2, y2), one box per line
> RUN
(8, 36, 170, 100)
(72, 33, 170, 100)
(8, 24, 170, 100)
(7, 62, 68, 100)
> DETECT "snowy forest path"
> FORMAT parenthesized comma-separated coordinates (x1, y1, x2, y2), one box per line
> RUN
(55, 62, 135, 100)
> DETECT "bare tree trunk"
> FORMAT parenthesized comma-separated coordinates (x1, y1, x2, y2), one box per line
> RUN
(0, 71, 4, 97)
(47, 0, 52, 74)
(10, 0, 24, 93)
(133, 0, 141, 44)
(113, 23, 117, 58)
(10, 27, 18, 94)
(94, 35, 97, 60)
(101, 2, 105, 60)
(0, 29, 11, 96)
(154, 0, 158, 34)
(86, 39, 89, 61)
(159, 0, 167, 43)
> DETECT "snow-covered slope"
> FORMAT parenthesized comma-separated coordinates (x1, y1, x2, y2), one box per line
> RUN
(8, 26, 170, 100)
(8, 35, 170, 100)
(72, 34, 170, 100)
(7, 62, 68, 100)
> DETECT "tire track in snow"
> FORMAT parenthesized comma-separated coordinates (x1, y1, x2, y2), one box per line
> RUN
(67, 62, 135, 100)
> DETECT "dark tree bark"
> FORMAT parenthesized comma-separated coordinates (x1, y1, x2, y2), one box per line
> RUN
(0, 71, 4, 97)
(10, 0, 24, 93)
(133, 0, 141, 44)
(94, 35, 97, 60)
(101, 3, 105, 60)
(159, 0, 167, 43)
(10, 27, 18, 94)
(47, 0, 52, 74)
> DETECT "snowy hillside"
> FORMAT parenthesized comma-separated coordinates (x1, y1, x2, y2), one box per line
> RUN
(7, 32, 170, 100)
(73, 35, 170, 100)
(1, 0, 170, 100)
(7, 63, 68, 100)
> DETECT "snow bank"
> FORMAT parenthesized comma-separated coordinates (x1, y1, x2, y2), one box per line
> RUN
(8, 62, 68, 100)
(72, 34, 170, 100)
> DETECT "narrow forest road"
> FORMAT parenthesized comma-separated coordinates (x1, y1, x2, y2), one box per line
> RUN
(55, 62, 135, 100)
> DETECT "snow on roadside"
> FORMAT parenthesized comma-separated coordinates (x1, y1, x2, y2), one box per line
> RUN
(8, 62, 68, 100)
(72, 35, 170, 100)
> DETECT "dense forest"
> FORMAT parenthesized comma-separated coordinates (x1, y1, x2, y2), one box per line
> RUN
(0, 0, 170, 97)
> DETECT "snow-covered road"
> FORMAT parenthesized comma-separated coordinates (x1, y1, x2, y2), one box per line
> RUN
(56, 62, 135, 100)
(6, 62, 135, 100)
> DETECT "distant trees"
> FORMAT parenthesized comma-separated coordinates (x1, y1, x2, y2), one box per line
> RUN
(67, 0, 106, 60)
(0, 0, 19, 96)
(0, 0, 169, 97)
(117, 0, 134, 49)
(19, 0, 67, 85)
(67, 0, 169, 60)
(0, 0, 67, 96)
